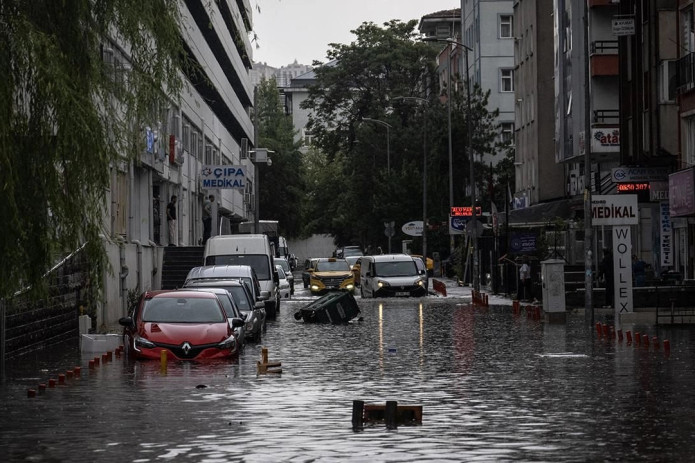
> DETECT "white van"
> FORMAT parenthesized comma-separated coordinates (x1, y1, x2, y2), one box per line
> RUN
(359, 254, 427, 298)
(203, 234, 280, 318)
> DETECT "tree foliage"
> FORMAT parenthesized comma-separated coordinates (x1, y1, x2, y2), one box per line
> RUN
(0, 0, 185, 299)
(255, 77, 305, 238)
(300, 20, 502, 254)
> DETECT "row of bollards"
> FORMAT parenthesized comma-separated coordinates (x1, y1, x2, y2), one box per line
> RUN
(471, 290, 489, 307)
(512, 300, 542, 320)
(595, 323, 671, 356)
(28, 346, 124, 398)
(351, 400, 423, 430)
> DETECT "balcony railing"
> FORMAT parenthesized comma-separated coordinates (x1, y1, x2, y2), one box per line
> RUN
(593, 109, 619, 124)
(677, 52, 695, 92)
(591, 40, 618, 55)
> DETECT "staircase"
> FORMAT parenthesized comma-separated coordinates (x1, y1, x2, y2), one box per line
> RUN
(564, 264, 585, 292)
(161, 246, 205, 289)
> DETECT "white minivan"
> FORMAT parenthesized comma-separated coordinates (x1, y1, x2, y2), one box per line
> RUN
(359, 254, 427, 298)
(203, 234, 280, 318)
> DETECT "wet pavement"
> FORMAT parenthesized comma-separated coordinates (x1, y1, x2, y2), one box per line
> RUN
(2, 282, 695, 462)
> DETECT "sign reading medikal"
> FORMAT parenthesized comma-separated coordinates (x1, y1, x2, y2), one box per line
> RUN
(201, 165, 247, 189)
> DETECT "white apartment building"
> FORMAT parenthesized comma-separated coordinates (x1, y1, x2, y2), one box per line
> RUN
(461, 0, 516, 167)
(99, 0, 256, 328)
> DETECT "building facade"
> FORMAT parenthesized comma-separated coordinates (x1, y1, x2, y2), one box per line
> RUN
(99, 0, 257, 328)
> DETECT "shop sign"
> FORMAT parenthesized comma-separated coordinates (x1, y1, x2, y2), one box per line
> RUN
(201, 165, 247, 189)
(669, 168, 695, 217)
(591, 195, 638, 226)
(591, 128, 619, 153)
(611, 167, 669, 183)
(660, 201, 673, 267)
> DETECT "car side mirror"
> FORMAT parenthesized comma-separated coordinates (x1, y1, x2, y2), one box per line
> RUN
(254, 301, 266, 310)
(118, 316, 134, 327)
(259, 290, 270, 301)
(230, 317, 245, 328)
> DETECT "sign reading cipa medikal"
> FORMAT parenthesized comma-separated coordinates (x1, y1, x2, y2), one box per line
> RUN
(591, 194, 638, 226)
(201, 165, 247, 190)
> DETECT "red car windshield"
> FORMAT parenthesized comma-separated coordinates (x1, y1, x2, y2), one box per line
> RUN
(142, 297, 225, 323)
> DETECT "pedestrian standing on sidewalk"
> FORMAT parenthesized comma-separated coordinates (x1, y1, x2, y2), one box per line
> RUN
(518, 257, 531, 301)
(202, 194, 214, 244)
(599, 248, 614, 308)
(167, 195, 177, 246)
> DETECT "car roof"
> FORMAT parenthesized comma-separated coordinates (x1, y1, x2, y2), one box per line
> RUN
(149, 289, 219, 299)
(186, 265, 256, 280)
(365, 254, 415, 262)
(184, 279, 245, 287)
(317, 257, 347, 262)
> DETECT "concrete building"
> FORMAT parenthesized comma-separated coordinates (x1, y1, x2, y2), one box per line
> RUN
(461, 0, 516, 167)
(99, 0, 256, 328)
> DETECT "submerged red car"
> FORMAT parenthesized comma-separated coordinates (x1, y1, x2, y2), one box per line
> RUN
(118, 290, 244, 360)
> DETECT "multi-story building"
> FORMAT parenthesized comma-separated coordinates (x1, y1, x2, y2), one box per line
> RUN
(461, 0, 516, 167)
(512, 0, 564, 212)
(100, 0, 256, 327)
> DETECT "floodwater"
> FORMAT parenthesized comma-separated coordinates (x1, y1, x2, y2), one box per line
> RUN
(2, 294, 695, 462)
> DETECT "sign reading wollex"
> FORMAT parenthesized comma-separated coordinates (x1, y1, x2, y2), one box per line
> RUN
(201, 165, 247, 190)
(592, 195, 638, 328)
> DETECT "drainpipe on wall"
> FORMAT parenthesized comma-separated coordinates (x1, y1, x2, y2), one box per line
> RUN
(132, 240, 143, 292)
(118, 238, 129, 317)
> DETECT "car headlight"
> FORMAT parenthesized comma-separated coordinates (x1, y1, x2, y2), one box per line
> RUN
(218, 335, 237, 350)
(245, 320, 254, 331)
(377, 280, 389, 288)
(311, 284, 320, 291)
(134, 335, 156, 349)
(346, 284, 354, 290)
(417, 279, 425, 287)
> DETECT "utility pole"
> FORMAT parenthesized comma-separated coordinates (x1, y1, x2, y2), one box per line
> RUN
(583, 0, 594, 324)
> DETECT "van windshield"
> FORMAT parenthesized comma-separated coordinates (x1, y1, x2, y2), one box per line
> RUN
(205, 255, 271, 280)
(374, 261, 417, 277)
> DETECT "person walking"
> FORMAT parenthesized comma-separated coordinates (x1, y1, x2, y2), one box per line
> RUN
(166, 195, 177, 246)
(599, 248, 614, 308)
(202, 194, 214, 244)
(632, 254, 646, 287)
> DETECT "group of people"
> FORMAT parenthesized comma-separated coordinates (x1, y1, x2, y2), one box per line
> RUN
(156, 194, 215, 247)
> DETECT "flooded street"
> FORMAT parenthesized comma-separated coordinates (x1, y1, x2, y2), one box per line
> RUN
(2, 294, 695, 462)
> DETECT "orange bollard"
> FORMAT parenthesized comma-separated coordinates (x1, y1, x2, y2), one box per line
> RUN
(635, 332, 641, 346)
(38, 383, 46, 393)
(617, 330, 623, 342)
(93, 357, 100, 366)
(66, 370, 74, 379)
(102, 353, 108, 363)
(626, 331, 632, 344)
(27, 389, 36, 398)
(513, 300, 520, 314)
(652, 337, 659, 350)
(58, 374, 65, 385)
(48, 379, 56, 388)
(74, 366, 81, 377)
(663, 340, 671, 356)
(596, 322, 602, 338)
(160, 349, 168, 374)
(642, 334, 649, 348)
(602, 324, 609, 338)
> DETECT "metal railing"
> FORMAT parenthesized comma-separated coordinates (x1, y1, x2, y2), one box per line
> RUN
(677, 52, 695, 91)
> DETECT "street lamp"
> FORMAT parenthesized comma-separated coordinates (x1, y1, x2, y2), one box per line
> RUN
(421, 36, 478, 291)
(392, 96, 428, 263)
(249, 148, 273, 234)
(361, 117, 392, 175)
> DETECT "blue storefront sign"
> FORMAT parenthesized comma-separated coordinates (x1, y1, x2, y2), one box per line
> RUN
(509, 232, 536, 253)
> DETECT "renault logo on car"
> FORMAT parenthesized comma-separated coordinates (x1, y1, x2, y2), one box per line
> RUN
(182, 342, 192, 355)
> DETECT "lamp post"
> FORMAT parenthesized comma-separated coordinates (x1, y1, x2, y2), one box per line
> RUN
(361, 117, 392, 175)
(392, 96, 428, 262)
(421, 36, 478, 291)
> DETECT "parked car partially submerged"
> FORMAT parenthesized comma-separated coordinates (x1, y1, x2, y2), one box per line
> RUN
(118, 290, 244, 360)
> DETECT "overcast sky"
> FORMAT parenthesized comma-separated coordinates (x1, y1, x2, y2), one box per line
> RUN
(250, 0, 459, 67)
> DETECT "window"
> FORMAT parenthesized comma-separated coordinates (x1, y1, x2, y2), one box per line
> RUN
(500, 15, 513, 39)
(500, 69, 514, 92)
(182, 123, 190, 153)
(501, 122, 515, 144)
(686, 117, 695, 166)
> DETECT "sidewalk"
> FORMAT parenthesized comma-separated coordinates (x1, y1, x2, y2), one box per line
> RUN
(430, 277, 516, 306)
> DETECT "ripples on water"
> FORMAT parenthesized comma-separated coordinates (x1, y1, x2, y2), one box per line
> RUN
(2, 298, 695, 462)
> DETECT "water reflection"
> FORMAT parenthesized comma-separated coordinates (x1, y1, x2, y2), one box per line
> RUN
(1, 299, 695, 461)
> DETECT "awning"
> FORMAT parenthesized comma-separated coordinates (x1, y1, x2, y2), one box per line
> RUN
(506, 199, 580, 226)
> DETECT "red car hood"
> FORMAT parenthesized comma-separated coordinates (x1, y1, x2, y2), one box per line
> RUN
(140, 322, 231, 344)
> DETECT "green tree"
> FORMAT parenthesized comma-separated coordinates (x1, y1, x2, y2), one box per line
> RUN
(300, 20, 502, 254)
(0, 0, 185, 299)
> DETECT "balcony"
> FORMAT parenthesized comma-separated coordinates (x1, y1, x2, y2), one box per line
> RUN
(678, 52, 695, 93)
(591, 41, 618, 77)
